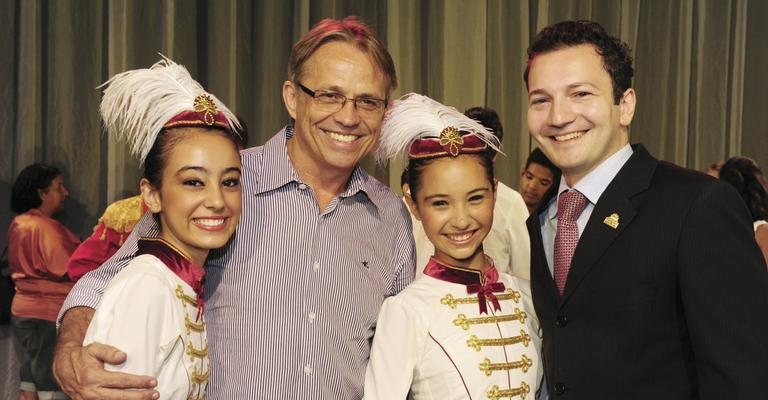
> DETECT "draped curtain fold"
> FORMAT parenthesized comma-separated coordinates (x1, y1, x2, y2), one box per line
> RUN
(1, 0, 766, 244)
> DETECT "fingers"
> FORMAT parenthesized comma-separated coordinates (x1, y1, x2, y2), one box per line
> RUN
(86, 342, 128, 365)
(54, 341, 158, 400)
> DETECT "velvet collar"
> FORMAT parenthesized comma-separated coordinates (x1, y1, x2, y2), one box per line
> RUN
(423, 256, 505, 314)
(137, 238, 205, 317)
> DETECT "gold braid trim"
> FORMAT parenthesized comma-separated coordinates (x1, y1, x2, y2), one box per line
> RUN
(466, 330, 531, 351)
(487, 382, 530, 400)
(186, 342, 208, 360)
(191, 367, 210, 384)
(176, 286, 198, 307)
(97, 195, 144, 234)
(452, 308, 527, 330)
(440, 289, 521, 309)
(479, 355, 533, 376)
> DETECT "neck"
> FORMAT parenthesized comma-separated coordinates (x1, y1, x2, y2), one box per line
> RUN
(34, 205, 55, 217)
(286, 138, 354, 210)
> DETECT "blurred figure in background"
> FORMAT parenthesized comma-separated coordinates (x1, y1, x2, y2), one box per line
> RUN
(718, 156, 768, 266)
(519, 148, 560, 215)
(706, 160, 725, 178)
(65, 195, 146, 283)
(8, 163, 80, 400)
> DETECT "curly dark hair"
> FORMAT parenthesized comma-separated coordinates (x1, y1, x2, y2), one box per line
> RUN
(11, 163, 62, 214)
(719, 156, 768, 222)
(523, 20, 634, 104)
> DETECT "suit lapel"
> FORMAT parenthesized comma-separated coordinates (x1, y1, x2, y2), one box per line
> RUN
(560, 145, 657, 304)
(527, 199, 560, 303)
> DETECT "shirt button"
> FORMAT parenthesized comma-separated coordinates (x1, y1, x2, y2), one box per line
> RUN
(554, 382, 567, 395)
(555, 315, 568, 328)
(313, 261, 320, 271)
(298, 183, 307, 190)
(303, 364, 313, 375)
(308, 312, 316, 323)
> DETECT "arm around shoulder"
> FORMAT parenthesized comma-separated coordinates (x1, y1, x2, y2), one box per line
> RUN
(54, 306, 158, 400)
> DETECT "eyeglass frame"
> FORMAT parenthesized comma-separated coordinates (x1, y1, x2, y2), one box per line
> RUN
(295, 82, 388, 114)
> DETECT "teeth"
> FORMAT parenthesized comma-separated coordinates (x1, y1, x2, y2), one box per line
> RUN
(553, 131, 585, 142)
(447, 232, 472, 241)
(195, 218, 225, 227)
(327, 131, 357, 143)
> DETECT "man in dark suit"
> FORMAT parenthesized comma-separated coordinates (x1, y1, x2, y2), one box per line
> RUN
(524, 20, 768, 399)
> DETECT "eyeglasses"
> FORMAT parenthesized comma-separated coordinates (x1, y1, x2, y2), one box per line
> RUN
(296, 82, 387, 115)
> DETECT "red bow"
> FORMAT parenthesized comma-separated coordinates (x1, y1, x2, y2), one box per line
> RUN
(467, 282, 506, 314)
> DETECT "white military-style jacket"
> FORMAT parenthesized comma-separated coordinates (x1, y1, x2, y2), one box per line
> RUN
(365, 257, 542, 400)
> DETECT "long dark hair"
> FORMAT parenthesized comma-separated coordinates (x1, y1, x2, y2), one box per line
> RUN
(719, 156, 768, 221)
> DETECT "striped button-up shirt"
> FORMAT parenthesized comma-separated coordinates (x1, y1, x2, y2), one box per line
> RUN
(60, 127, 417, 399)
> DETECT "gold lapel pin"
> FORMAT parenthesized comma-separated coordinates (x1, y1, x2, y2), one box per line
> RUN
(603, 213, 620, 229)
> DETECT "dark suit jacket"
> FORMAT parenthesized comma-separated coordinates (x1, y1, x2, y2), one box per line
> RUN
(528, 144, 768, 399)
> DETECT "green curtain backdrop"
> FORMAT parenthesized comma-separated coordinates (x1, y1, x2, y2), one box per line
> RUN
(1, 0, 767, 245)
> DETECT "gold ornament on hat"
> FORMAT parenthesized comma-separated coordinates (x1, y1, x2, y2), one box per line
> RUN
(438, 126, 464, 157)
(193, 94, 218, 126)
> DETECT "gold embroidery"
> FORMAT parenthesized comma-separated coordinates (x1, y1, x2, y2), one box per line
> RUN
(466, 330, 531, 351)
(452, 308, 527, 330)
(487, 382, 530, 400)
(191, 367, 210, 384)
(480, 355, 533, 376)
(440, 289, 520, 309)
(438, 126, 463, 156)
(97, 195, 144, 233)
(184, 315, 205, 334)
(186, 342, 208, 359)
(193, 94, 218, 125)
(176, 286, 198, 307)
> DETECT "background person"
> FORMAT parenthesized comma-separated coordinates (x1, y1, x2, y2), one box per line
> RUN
(65, 195, 146, 283)
(8, 163, 80, 400)
(718, 156, 768, 266)
(519, 148, 560, 215)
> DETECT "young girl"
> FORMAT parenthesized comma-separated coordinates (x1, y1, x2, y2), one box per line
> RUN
(82, 58, 242, 399)
(365, 94, 542, 400)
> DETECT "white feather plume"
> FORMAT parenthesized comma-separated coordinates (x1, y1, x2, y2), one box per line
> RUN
(99, 55, 241, 163)
(375, 93, 501, 165)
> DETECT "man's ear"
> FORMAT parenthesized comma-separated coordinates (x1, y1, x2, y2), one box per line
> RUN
(140, 178, 162, 214)
(619, 88, 636, 127)
(283, 80, 298, 120)
(402, 184, 421, 221)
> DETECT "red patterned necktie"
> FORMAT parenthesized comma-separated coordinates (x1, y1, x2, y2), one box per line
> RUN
(554, 190, 589, 297)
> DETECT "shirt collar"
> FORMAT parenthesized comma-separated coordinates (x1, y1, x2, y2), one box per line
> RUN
(547, 143, 633, 220)
(252, 126, 385, 210)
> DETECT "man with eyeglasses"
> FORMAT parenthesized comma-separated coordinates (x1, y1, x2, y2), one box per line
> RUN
(53, 17, 416, 400)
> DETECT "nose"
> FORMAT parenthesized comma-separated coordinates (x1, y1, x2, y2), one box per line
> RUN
(204, 186, 225, 210)
(333, 99, 362, 127)
(548, 97, 575, 127)
(450, 204, 471, 230)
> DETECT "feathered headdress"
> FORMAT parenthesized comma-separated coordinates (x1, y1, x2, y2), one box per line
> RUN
(375, 93, 501, 165)
(99, 55, 241, 164)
